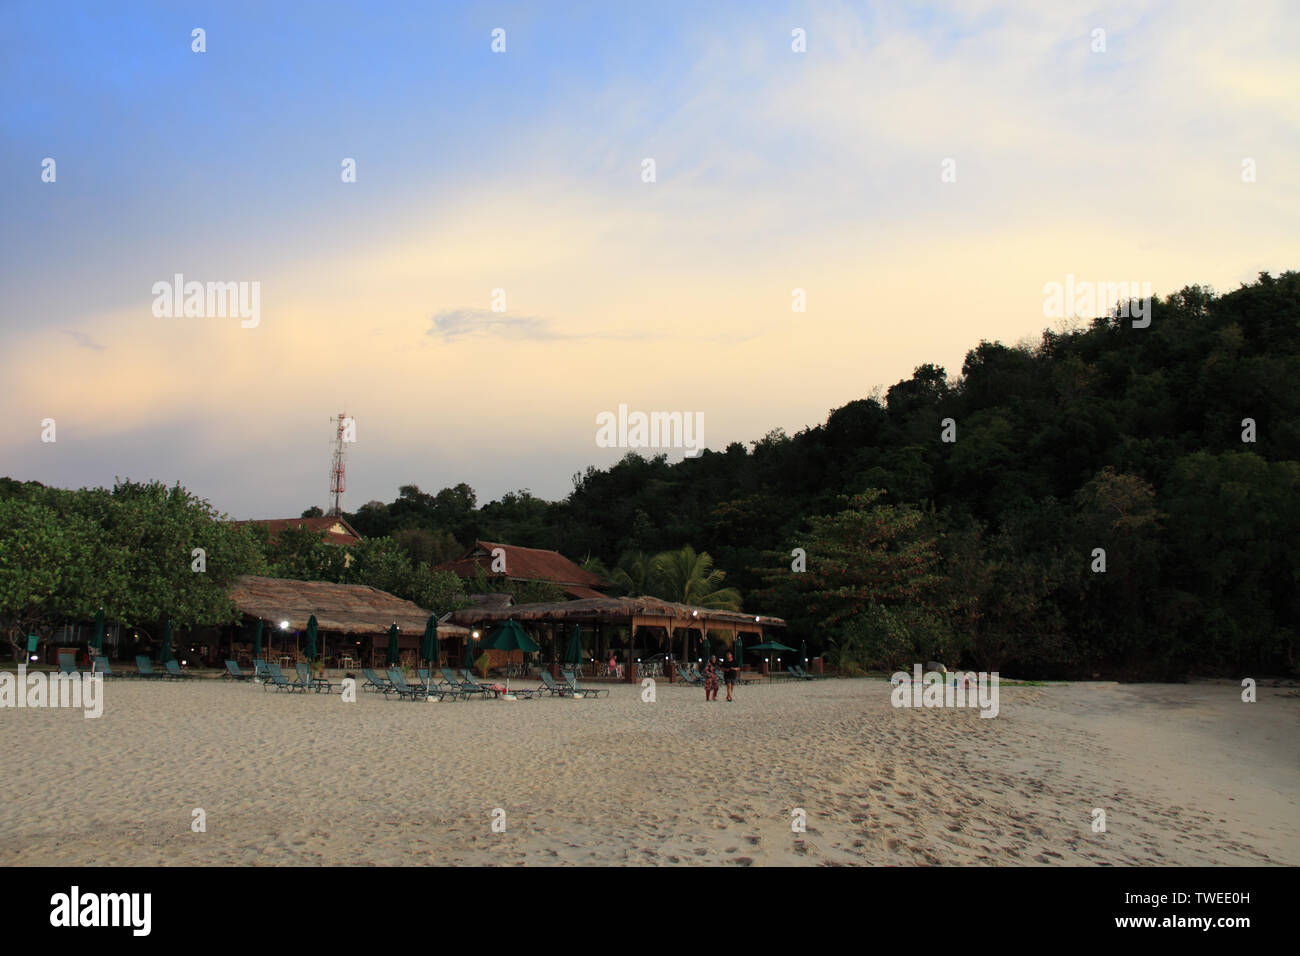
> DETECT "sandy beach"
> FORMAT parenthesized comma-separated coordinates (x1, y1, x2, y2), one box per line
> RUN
(1, 676, 1295, 866)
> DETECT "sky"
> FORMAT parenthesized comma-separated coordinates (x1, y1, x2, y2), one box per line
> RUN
(1, 0, 1296, 518)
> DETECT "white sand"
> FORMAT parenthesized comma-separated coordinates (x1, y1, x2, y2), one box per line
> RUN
(0, 676, 1295, 865)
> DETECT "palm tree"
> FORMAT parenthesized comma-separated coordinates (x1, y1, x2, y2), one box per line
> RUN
(608, 550, 655, 598)
(650, 546, 742, 609)
(649, 546, 742, 662)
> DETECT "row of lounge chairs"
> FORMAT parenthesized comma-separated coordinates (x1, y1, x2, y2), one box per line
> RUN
(357, 666, 609, 701)
(241, 659, 332, 693)
(72, 655, 193, 680)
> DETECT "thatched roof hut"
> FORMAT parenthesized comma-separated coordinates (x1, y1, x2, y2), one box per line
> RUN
(231, 574, 468, 637)
(451, 596, 785, 676)
(451, 596, 783, 639)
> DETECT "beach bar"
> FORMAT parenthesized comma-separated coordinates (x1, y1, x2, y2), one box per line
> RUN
(227, 575, 470, 669)
(450, 596, 786, 681)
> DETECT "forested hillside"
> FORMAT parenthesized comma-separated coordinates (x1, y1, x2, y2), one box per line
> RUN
(346, 272, 1300, 678)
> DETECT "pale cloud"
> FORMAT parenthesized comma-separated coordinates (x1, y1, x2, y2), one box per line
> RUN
(60, 330, 107, 351)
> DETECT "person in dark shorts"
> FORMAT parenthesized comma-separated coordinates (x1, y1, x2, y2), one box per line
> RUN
(722, 651, 739, 701)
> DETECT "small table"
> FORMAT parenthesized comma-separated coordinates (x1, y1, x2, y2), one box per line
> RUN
(338, 655, 355, 669)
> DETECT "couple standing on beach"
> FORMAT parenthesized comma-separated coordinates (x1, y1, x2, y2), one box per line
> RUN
(703, 652, 738, 702)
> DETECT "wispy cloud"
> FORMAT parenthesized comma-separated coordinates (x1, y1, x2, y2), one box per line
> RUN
(427, 309, 563, 342)
(425, 308, 651, 343)
(60, 330, 106, 351)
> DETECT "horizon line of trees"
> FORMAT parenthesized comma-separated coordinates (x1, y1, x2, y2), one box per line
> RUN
(5, 272, 1297, 678)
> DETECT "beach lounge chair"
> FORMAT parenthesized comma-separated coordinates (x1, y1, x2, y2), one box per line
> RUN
(294, 662, 331, 694)
(135, 656, 164, 679)
(458, 668, 492, 689)
(164, 660, 194, 680)
(441, 668, 492, 699)
(224, 660, 253, 681)
(58, 652, 79, 675)
(562, 669, 607, 698)
(676, 663, 703, 685)
(261, 664, 300, 693)
(361, 668, 392, 693)
(384, 667, 450, 701)
(537, 671, 574, 697)
(93, 657, 122, 678)
(787, 666, 814, 681)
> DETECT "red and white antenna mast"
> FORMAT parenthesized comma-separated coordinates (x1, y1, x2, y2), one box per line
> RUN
(328, 412, 350, 516)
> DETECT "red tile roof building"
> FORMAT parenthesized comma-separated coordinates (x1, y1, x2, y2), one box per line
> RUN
(438, 540, 609, 600)
(234, 516, 364, 547)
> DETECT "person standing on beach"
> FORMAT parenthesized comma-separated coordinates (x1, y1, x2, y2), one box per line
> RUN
(703, 655, 719, 701)
(722, 651, 738, 702)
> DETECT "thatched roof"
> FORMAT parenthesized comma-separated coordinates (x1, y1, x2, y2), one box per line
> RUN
(231, 575, 468, 636)
(450, 595, 784, 630)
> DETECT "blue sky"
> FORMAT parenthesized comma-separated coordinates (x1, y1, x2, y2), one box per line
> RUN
(1, 1, 1296, 518)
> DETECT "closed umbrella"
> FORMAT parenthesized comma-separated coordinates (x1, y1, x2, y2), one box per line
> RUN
(90, 608, 105, 657)
(422, 616, 439, 667)
(157, 620, 174, 663)
(254, 619, 264, 659)
(801, 639, 808, 672)
(387, 624, 400, 668)
(305, 615, 318, 661)
(564, 624, 583, 666)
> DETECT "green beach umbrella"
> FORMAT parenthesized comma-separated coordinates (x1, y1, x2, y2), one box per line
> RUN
(749, 640, 796, 672)
(749, 641, 797, 653)
(801, 639, 808, 668)
(422, 616, 439, 666)
(387, 624, 400, 667)
(90, 608, 105, 656)
(254, 619, 264, 658)
(305, 615, 318, 661)
(484, 619, 541, 654)
(158, 620, 174, 663)
(564, 624, 583, 665)
(485, 619, 540, 697)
